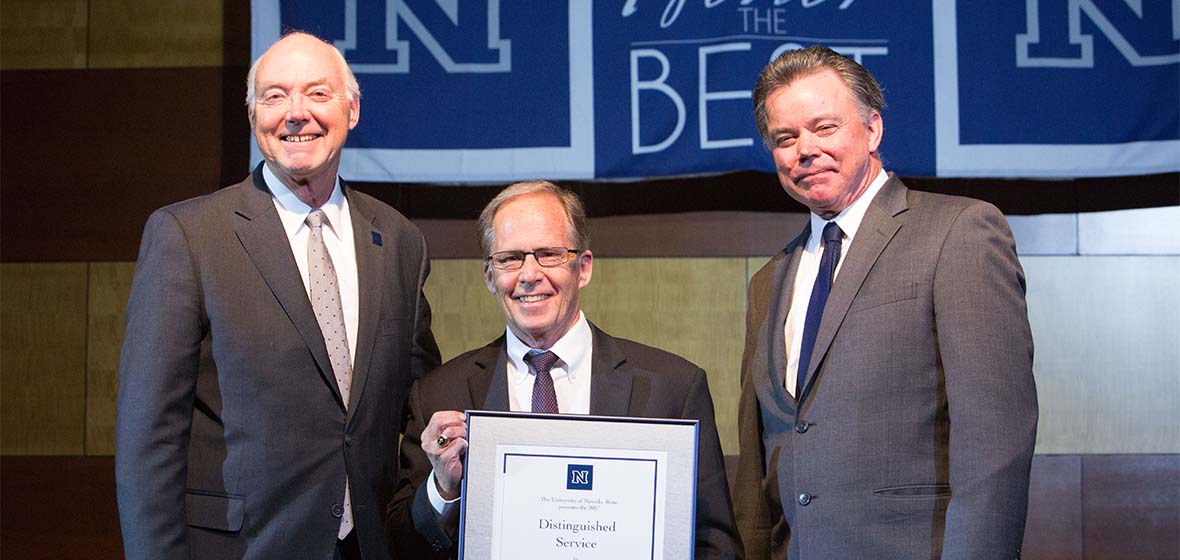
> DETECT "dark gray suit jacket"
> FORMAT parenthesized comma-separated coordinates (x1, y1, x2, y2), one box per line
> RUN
(735, 175, 1037, 559)
(115, 165, 441, 559)
(387, 324, 742, 559)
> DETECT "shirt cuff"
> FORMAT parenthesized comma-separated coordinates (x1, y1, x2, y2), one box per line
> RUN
(427, 469, 461, 519)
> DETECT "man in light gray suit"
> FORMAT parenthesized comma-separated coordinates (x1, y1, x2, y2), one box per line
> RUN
(115, 32, 440, 559)
(734, 46, 1037, 558)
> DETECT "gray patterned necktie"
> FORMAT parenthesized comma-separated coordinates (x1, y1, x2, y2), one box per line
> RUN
(306, 208, 354, 538)
(306, 209, 353, 406)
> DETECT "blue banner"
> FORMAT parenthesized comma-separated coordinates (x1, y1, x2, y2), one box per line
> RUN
(252, 1, 1180, 182)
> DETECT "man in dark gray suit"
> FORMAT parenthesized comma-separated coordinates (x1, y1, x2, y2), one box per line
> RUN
(734, 46, 1037, 558)
(386, 181, 742, 559)
(115, 32, 440, 560)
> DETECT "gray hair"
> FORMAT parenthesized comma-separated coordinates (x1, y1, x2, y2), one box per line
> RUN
(245, 31, 361, 120)
(753, 45, 884, 147)
(478, 181, 590, 256)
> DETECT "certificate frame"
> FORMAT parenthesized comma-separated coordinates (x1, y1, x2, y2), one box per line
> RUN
(458, 411, 700, 560)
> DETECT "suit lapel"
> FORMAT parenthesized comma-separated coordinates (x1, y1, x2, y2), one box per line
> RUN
(588, 324, 633, 416)
(799, 175, 907, 402)
(346, 186, 386, 419)
(769, 227, 808, 403)
(477, 340, 511, 411)
(233, 165, 343, 408)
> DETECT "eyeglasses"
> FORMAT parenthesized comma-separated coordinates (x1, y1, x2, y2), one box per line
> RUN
(485, 247, 581, 270)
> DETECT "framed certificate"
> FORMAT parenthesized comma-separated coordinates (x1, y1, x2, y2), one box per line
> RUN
(458, 411, 700, 560)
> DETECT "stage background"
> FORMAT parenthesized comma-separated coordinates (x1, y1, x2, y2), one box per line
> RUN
(1, 1, 1177, 559)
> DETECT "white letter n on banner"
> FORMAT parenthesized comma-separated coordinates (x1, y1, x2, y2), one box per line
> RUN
(631, 48, 686, 154)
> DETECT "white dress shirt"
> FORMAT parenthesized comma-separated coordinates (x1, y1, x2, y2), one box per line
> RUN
(263, 164, 359, 363)
(783, 169, 889, 396)
(504, 311, 594, 415)
(428, 311, 595, 515)
(263, 164, 359, 538)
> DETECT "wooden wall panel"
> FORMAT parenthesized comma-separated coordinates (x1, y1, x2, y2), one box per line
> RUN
(422, 257, 749, 454)
(1083, 454, 1180, 559)
(580, 258, 747, 455)
(422, 259, 504, 362)
(1, 66, 241, 263)
(1022, 454, 1083, 559)
(2, 254, 1177, 458)
(1, 456, 124, 559)
(0, 0, 88, 70)
(87, 0, 223, 68)
(85, 262, 135, 455)
(1023, 256, 1180, 454)
(0, 263, 88, 454)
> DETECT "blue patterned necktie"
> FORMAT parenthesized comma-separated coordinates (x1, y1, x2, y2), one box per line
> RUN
(797, 221, 843, 400)
(526, 350, 560, 414)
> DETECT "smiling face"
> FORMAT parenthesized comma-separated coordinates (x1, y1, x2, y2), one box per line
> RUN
(250, 34, 359, 194)
(483, 193, 593, 350)
(765, 69, 883, 219)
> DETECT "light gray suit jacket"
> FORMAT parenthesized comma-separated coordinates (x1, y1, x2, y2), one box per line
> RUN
(735, 175, 1037, 559)
(115, 165, 441, 559)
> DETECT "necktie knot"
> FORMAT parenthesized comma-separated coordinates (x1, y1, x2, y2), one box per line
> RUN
(526, 350, 560, 414)
(822, 221, 842, 244)
(525, 350, 560, 375)
(306, 208, 327, 229)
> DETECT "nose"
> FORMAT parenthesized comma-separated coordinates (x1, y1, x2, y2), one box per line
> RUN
(516, 253, 544, 282)
(286, 93, 308, 123)
(795, 130, 819, 162)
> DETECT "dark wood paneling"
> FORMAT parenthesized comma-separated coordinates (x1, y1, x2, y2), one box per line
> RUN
(0, 454, 1175, 557)
(2, 62, 1176, 262)
(0, 66, 250, 262)
(416, 211, 809, 258)
(354, 172, 1180, 221)
(1083, 454, 1180, 560)
(1, 456, 123, 560)
(1023, 454, 1083, 560)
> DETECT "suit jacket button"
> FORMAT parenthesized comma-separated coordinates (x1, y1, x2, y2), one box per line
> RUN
(431, 540, 444, 552)
(344, 434, 353, 446)
(798, 492, 812, 506)
(331, 503, 345, 517)
(794, 421, 809, 433)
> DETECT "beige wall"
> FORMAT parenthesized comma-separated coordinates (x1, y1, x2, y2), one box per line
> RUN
(4, 253, 1177, 456)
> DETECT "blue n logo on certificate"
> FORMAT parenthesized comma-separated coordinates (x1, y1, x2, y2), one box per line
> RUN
(566, 464, 594, 490)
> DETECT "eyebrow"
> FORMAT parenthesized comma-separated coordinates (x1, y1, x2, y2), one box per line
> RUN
(257, 79, 334, 92)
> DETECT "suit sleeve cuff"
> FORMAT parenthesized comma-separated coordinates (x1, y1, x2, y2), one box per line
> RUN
(427, 469, 461, 519)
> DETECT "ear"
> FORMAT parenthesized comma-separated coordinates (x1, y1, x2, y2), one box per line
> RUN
(348, 97, 360, 129)
(576, 249, 593, 289)
(483, 260, 496, 294)
(866, 111, 883, 153)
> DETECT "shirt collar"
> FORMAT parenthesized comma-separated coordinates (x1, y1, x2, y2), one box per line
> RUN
(262, 163, 348, 238)
(807, 168, 889, 250)
(505, 311, 591, 383)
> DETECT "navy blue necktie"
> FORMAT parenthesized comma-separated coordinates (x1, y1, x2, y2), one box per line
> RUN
(797, 222, 843, 399)
(526, 350, 560, 413)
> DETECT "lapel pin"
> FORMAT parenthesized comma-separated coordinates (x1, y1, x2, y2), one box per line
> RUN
(371, 231, 383, 246)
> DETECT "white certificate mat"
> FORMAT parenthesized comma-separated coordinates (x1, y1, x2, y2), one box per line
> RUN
(460, 412, 700, 560)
